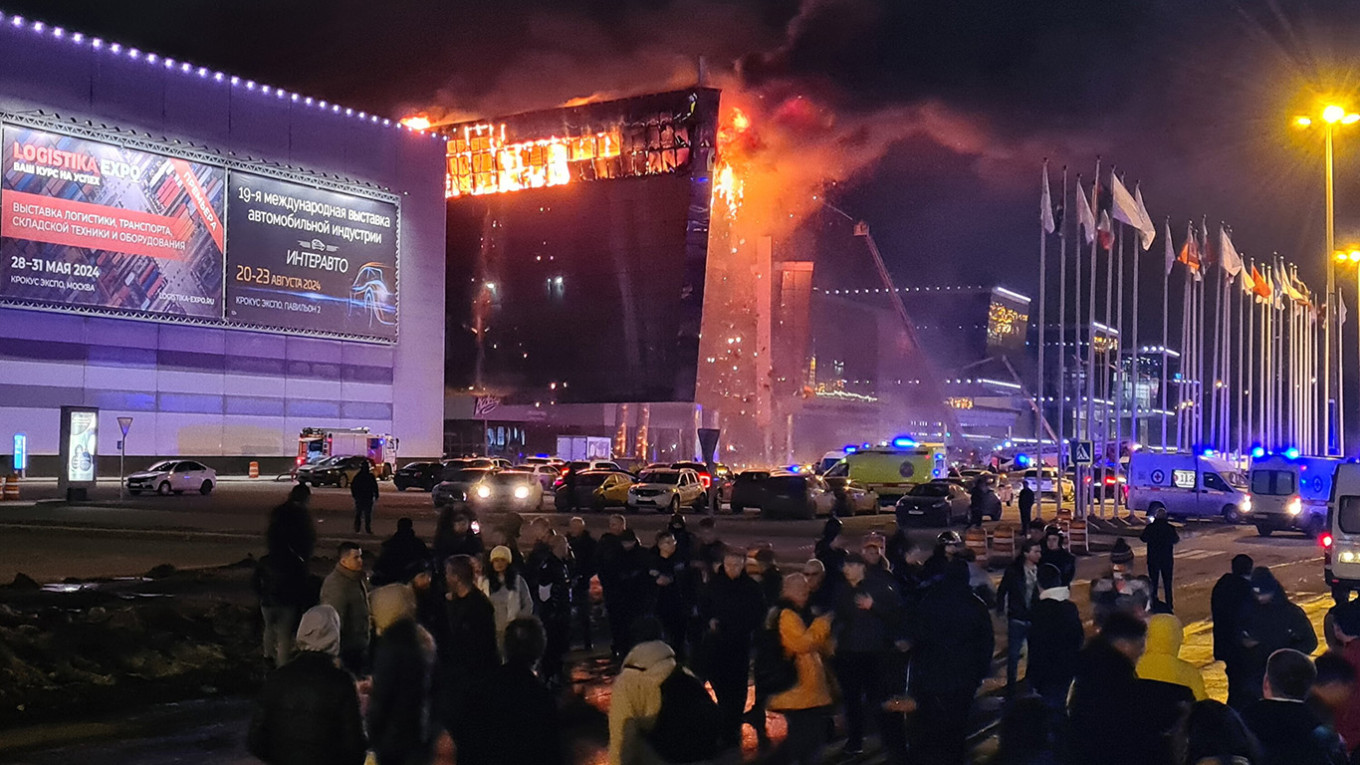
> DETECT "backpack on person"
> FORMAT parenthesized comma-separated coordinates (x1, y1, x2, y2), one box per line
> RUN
(646, 665, 724, 763)
(752, 607, 798, 696)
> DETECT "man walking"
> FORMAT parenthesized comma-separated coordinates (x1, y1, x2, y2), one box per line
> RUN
(1140, 507, 1180, 611)
(699, 546, 765, 748)
(996, 539, 1042, 696)
(834, 551, 904, 758)
(566, 516, 598, 650)
(1018, 481, 1036, 535)
(351, 461, 380, 535)
(320, 541, 371, 675)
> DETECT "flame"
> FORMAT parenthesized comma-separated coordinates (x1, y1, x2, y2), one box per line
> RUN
(562, 92, 610, 108)
(713, 106, 753, 220)
(731, 108, 750, 132)
(714, 162, 743, 219)
(400, 115, 431, 131)
(446, 122, 621, 197)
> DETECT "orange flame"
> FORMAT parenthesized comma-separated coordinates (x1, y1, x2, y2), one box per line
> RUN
(713, 107, 753, 220)
(400, 115, 431, 131)
(446, 123, 621, 197)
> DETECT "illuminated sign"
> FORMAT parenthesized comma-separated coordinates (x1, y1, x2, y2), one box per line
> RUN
(12, 432, 26, 471)
(986, 299, 1028, 349)
(1172, 469, 1196, 489)
(946, 397, 975, 410)
(0, 125, 225, 320)
(58, 406, 98, 491)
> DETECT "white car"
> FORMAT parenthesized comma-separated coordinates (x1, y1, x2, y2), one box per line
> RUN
(627, 468, 706, 513)
(469, 471, 545, 511)
(127, 460, 217, 496)
(515, 463, 564, 491)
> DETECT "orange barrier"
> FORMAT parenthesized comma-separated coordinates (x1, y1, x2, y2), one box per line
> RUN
(248, 461, 259, 479)
(1068, 519, 1089, 555)
(2, 474, 19, 501)
(964, 525, 989, 562)
(989, 524, 1016, 568)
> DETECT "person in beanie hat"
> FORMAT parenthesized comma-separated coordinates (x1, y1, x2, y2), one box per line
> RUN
(248, 604, 366, 765)
(1238, 567, 1318, 708)
(481, 544, 533, 653)
(1110, 537, 1135, 568)
(1091, 539, 1139, 628)
(367, 584, 436, 765)
(667, 512, 694, 563)
(1040, 525, 1076, 586)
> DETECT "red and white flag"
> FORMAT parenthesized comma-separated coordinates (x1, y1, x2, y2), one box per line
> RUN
(1097, 211, 1113, 251)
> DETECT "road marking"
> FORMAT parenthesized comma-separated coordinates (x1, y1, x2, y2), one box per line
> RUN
(1177, 549, 1226, 561)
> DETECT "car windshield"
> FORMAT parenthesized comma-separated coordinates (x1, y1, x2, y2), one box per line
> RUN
(448, 468, 491, 482)
(909, 483, 951, 497)
(736, 472, 770, 482)
(491, 472, 533, 484)
(1225, 472, 1248, 489)
(673, 462, 705, 471)
(576, 473, 613, 487)
(147, 460, 176, 471)
(765, 476, 807, 495)
(1251, 470, 1296, 495)
(639, 471, 681, 484)
(317, 456, 343, 467)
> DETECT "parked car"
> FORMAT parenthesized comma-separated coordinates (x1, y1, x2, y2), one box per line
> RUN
(296, 455, 373, 488)
(554, 470, 632, 510)
(469, 470, 544, 511)
(433, 467, 496, 507)
(670, 461, 715, 491)
(728, 470, 771, 514)
(836, 480, 882, 515)
(393, 461, 443, 491)
(521, 456, 564, 468)
(515, 463, 563, 491)
(895, 481, 973, 526)
(127, 460, 217, 496)
(627, 468, 706, 513)
(760, 473, 837, 520)
(1017, 468, 1075, 501)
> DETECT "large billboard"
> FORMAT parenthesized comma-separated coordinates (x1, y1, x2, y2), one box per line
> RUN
(0, 125, 226, 319)
(226, 173, 398, 340)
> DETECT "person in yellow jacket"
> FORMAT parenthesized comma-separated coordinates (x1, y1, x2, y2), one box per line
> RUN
(767, 573, 836, 765)
(1136, 612, 1208, 700)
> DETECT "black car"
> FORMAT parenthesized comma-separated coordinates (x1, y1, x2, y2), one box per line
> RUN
(394, 461, 442, 491)
(895, 481, 973, 527)
(760, 474, 835, 520)
(296, 455, 373, 488)
(728, 470, 771, 514)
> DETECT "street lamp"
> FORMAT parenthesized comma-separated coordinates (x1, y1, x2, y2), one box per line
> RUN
(1295, 103, 1360, 454)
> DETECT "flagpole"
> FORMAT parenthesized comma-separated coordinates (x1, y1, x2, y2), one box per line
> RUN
(1085, 160, 1100, 520)
(1101, 176, 1115, 520)
(1222, 273, 1232, 450)
(1057, 166, 1068, 517)
(1161, 218, 1171, 451)
(1114, 213, 1126, 513)
(1248, 260, 1257, 450)
(1037, 161, 1049, 493)
(1237, 270, 1246, 456)
(1259, 265, 1268, 450)
(1179, 259, 1190, 450)
(1210, 260, 1223, 449)
(1131, 198, 1143, 455)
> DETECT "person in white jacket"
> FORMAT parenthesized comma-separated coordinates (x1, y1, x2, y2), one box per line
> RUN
(479, 544, 534, 654)
(608, 619, 678, 765)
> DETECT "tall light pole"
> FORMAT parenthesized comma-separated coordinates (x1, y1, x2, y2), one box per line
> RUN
(1297, 104, 1358, 454)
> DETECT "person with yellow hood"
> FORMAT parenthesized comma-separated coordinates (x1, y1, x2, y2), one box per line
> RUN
(1136, 612, 1207, 700)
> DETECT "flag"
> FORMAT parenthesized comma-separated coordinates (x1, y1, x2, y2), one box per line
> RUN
(1288, 273, 1307, 304)
(1177, 221, 1200, 272)
(1097, 210, 1113, 251)
(1135, 183, 1157, 249)
(1273, 266, 1288, 309)
(1110, 175, 1155, 249)
(1252, 265, 1270, 299)
(1342, 291, 1349, 327)
(1199, 217, 1213, 268)
(1163, 220, 1175, 276)
(1218, 226, 1243, 276)
(1240, 265, 1255, 294)
(1041, 163, 1055, 234)
(1075, 180, 1096, 244)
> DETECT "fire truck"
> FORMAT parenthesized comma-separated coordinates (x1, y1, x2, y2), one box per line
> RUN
(296, 427, 398, 479)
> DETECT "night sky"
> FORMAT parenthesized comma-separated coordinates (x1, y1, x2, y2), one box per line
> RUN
(10, 0, 1360, 302)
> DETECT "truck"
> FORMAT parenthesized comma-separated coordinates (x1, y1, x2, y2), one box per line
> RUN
(1126, 451, 1250, 523)
(1247, 454, 1338, 537)
(555, 435, 613, 462)
(821, 443, 948, 504)
(296, 427, 397, 479)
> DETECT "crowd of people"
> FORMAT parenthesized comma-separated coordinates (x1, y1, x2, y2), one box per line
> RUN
(246, 482, 1360, 765)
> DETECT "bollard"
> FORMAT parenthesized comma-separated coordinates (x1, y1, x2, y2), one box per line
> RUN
(248, 461, 259, 479)
(989, 523, 1016, 569)
(964, 525, 989, 562)
(2, 473, 18, 501)
(1068, 518, 1089, 555)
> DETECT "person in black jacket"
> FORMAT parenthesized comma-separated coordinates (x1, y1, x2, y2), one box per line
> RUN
(1139, 507, 1180, 611)
(909, 558, 995, 764)
(566, 516, 598, 650)
(814, 515, 848, 596)
(667, 512, 694, 564)
(257, 484, 318, 666)
(432, 504, 482, 564)
(596, 514, 630, 659)
(1039, 525, 1077, 586)
(367, 583, 436, 765)
(1243, 648, 1347, 765)
(834, 551, 905, 758)
(535, 533, 574, 685)
(1027, 563, 1083, 712)
(350, 461, 380, 535)
(1239, 567, 1319, 708)
(372, 517, 431, 587)
(437, 555, 498, 745)
(248, 605, 366, 765)
(457, 617, 565, 765)
(996, 540, 1043, 696)
(648, 530, 695, 658)
(1018, 483, 1036, 535)
(1212, 554, 1255, 710)
(698, 546, 766, 748)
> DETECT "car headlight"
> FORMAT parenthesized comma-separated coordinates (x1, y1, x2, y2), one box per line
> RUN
(1286, 497, 1301, 516)
(514, 485, 529, 499)
(1342, 550, 1358, 563)
(476, 485, 491, 499)
(1241, 496, 1252, 512)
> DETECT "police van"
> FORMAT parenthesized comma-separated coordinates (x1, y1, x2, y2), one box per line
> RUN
(1248, 453, 1337, 537)
(1127, 452, 1251, 523)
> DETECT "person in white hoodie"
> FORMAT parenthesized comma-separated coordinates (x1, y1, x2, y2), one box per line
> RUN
(1026, 563, 1085, 710)
(480, 544, 534, 653)
(608, 619, 678, 765)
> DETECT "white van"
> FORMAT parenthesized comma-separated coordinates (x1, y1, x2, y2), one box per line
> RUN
(1326, 462, 1360, 595)
(1248, 454, 1338, 537)
(1127, 452, 1251, 522)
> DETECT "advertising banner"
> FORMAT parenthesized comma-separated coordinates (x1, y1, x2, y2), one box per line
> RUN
(0, 126, 226, 319)
(225, 173, 398, 340)
(58, 405, 98, 497)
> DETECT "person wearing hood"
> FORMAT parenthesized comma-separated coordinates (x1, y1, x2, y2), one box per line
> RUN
(432, 504, 483, 563)
(1213, 554, 1257, 711)
(767, 573, 836, 765)
(458, 617, 565, 765)
(1039, 525, 1076, 587)
(608, 618, 678, 765)
(1027, 563, 1083, 711)
(1090, 538, 1140, 628)
(666, 512, 694, 563)
(1238, 567, 1318, 707)
(908, 558, 995, 765)
(248, 604, 366, 765)
(372, 517, 431, 587)
(481, 544, 535, 653)
(367, 583, 437, 765)
(920, 529, 965, 586)
(814, 515, 847, 594)
(1136, 613, 1207, 700)
(350, 460, 380, 535)
(319, 541, 371, 676)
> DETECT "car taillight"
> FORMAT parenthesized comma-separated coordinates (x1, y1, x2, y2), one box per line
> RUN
(1322, 532, 1335, 548)
(699, 473, 711, 489)
(296, 456, 305, 466)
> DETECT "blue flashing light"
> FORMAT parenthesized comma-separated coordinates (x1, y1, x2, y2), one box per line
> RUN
(861, 443, 872, 450)
(843, 444, 859, 454)
(1250, 446, 1266, 459)
(1014, 453, 1031, 467)
(891, 435, 918, 449)
(1284, 447, 1301, 460)
(1202, 449, 1215, 458)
